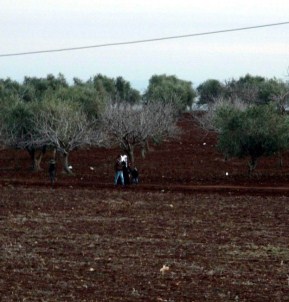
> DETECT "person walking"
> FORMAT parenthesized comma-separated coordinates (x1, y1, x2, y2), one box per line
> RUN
(114, 155, 124, 186)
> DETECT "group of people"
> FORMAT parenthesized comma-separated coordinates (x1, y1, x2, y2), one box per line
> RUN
(114, 154, 139, 186)
(48, 153, 139, 188)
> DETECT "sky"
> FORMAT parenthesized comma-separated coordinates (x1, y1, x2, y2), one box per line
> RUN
(1, 0, 289, 92)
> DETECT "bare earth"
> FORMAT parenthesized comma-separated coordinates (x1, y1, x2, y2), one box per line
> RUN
(1, 114, 289, 301)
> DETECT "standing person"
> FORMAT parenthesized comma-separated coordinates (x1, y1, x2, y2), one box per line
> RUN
(48, 159, 56, 188)
(122, 161, 130, 185)
(114, 155, 124, 186)
(131, 166, 139, 184)
(121, 154, 128, 167)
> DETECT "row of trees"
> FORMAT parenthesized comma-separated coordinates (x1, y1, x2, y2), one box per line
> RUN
(195, 74, 289, 174)
(0, 94, 179, 174)
(1, 73, 288, 109)
(197, 74, 289, 106)
(0, 73, 195, 174)
(197, 97, 289, 174)
(1, 72, 289, 176)
(0, 73, 194, 108)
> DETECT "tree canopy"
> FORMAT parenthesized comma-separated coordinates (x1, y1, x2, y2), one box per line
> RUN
(197, 79, 224, 105)
(213, 102, 289, 173)
(196, 74, 289, 106)
(144, 74, 196, 112)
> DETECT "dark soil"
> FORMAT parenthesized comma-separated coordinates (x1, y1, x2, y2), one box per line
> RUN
(1, 113, 289, 301)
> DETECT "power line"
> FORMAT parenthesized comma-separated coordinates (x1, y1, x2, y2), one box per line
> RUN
(1, 21, 289, 58)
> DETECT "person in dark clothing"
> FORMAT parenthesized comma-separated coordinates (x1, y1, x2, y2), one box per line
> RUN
(131, 166, 139, 184)
(48, 159, 56, 188)
(122, 161, 130, 185)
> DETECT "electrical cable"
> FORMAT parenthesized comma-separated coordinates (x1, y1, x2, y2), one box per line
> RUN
(0, 21, 289, 57)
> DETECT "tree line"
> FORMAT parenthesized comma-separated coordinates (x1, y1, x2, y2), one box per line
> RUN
(1, 72, 289, 175)
(195, 74, 289, 174)
(0, 73, 183, 173)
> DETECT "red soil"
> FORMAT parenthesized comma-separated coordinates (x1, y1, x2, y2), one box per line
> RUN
(1, 114, 289, 301)
(1, 113, 289, 195)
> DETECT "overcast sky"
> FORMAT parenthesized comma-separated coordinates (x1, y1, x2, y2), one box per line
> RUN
(1, 0, 289, 91)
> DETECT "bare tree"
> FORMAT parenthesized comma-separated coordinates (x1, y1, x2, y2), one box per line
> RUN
(31, 102, 101, 174)
(100, 101, 179, 164)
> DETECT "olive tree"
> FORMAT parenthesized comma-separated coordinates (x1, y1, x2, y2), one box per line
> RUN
(144, 74, 196, 112)
(100, 101, 179, 164)
(197, 79, 224, 105)
(0, 101, 30, 148)
(89, 74, 141, 105)
(213, 103, 289, 174)
(193, 97, 248, 134)
(0, 100, 45, 171)
(224, 74, 288, 105)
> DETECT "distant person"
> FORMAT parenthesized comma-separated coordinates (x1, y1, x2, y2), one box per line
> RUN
(114, 155, 124, 186)
(48, 159, 56, 188)
(131, 166, 139, 184)
(120, 154, 128, 167)
(122, 160, 130, 185)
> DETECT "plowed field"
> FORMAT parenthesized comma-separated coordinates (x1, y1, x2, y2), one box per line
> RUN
(1, 114, 289, 301)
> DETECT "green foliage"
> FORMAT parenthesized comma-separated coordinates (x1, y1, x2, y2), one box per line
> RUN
(0, 78, 22, 104)
(144, 74, 196, 112)
(197, 79, 224, 105)
(52, 85, 105, 119)
(90, 74, 116, 101)
(214, 103, 289, 172)
(0, 100, 38, 148)
(0, 73, 141, 122)
(115, 76, 141, 104)
(258, 78, 288, 104)
(0, 73, 141, 156)
(90, 74, 140, 104)
(23, 73, 68, 101)
(224, 74, 288, 104)
(0, 73, 140, 109)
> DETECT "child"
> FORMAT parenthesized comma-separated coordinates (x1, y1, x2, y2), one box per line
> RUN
(131, 166, 139, 184)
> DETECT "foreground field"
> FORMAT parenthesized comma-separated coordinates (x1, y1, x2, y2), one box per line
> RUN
(1, 114, 289, 300)
(1, 187, 289, 301)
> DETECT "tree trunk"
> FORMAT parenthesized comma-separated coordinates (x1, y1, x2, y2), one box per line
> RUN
(141, 140, 150, 159)
(30, 146, 57, 172)
(33, 151, 44, 172)
(61, 152, 73, 174)
(127, 146, 135, 165)
(26, 146, 46, 172)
